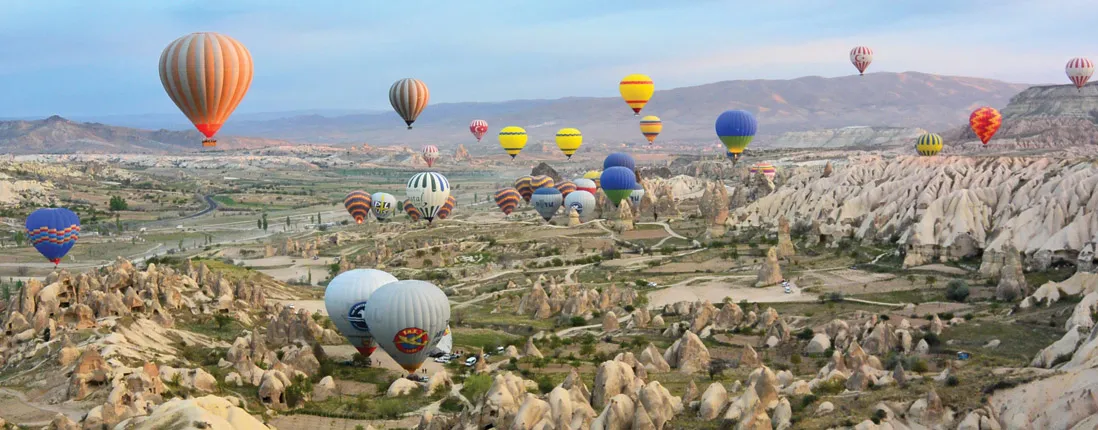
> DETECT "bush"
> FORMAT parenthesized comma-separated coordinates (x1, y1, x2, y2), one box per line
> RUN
(946, 375, 960, 386)
(570, 316, 587, 327)
(796, 328, 814, 340)
(922, 332, 941, 348)
(945, 280, 970, 302)
(815, 377, 846, 395)
(910, 359, 930, 373)
(439, 396, 464, 413)
(460, 374, 493, 401)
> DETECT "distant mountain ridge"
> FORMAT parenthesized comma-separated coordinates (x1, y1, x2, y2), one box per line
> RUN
(944, 82, 1098, 150)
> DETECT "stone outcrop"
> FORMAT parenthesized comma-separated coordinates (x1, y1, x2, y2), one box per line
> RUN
(663, 331, 711, 373)
(776, 216, 795, 258)
(996, 247, 1029, 301)
(756, 247, 783, 287)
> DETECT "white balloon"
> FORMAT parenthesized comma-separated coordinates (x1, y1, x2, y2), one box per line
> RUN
(428, 326, 453, 355)
(371, 192, 398, 220)
(406, 172, 451, 222)
(563, 190, 596, 222)
(323, 269, 399, 357)
(573, 178, 597, 193)
(363, 280, 451, 372)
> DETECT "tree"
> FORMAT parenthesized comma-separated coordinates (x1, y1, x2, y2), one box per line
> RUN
(109, 196, 128, 212)
(945, 280, 970, 302)
(307, 269, 313, 285)
(925, 275, 937, 288)
(262, 213, 269, 231)
(214, 314, 234, 330)
(579, 343, 596, 356)
(286, 216, 291, 228)
(257, 219, 263, 229)
(115, 214, 123, 232)
(906, 275, 916, 286)
(317, 212, 322, 224)
(12, 231, 25, 246)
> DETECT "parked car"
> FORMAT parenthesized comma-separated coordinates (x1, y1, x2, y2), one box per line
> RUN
(784, 286, 793, 294)
(433, 357, 450, 363)
(496, 346, 505, 353)
(464, 357, 478, 367)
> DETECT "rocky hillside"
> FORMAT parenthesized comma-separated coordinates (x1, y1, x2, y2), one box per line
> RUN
(770, 126, 927, 149)
(730, 155, 1098, 274)
(0, 116, 291, 154)
(946, 83, 1098, 150)
(218, 72, 1030, 147)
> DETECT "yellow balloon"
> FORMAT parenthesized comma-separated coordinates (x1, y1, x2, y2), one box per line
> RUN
(619, 74, 654, 116)
(498, 126, 528, 159)
(915, 133, 943, 156)
(583, 170, 601, 188)
(555, 128, 582, 159)
(639, 115, 662, 144)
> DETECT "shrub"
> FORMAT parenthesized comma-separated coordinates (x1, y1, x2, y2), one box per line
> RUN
(945, 280, 970, 302)
(460, 374, 493, 400)
(815, 377, 846, 395)
(946, 375, 960, 386)
(796, 328, 814, 340)
(439, 396, 464, 413)
(922, 332, 941, 348)
(910, 359, 930, 373)
(570, 316, 587, 327)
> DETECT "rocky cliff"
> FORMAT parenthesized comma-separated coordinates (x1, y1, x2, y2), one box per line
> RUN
(946, 83, 1098, 150)
(769, 126, 927, 149)
(731, 155, 1098, 272)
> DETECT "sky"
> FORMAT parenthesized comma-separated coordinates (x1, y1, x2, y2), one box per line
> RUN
(1, 0, 1095, 118)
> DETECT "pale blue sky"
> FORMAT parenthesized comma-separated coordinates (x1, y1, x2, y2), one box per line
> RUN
(1, 0, 1094, 117)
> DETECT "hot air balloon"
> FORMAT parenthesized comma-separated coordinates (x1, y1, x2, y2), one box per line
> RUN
(555, 128, 582, 159)
(469, 120, 488, 142)
(969, 107, 1002, 146)
(389, 78, 429, 129)
(604, 152, 636, 171)
(25, 208, 80, 266)
(514, 176, 534, 203)
(601, 167, 637, 207)
(363, 280, 450, 373)
(494, 188, 521, 215)
(619, 74, 654, 115)
(916, 133, 943, 156)
(406, 172, 451, 223)
(573, 178, 597, 195)
(640, 115, 662, 144)
(726, 149, 737, 161)
(403, 200, 422, 221)
(437, 195, 456, 220)
(499, 126, 528, 159)
(715, 110, 757, 164)
(564, 190, 596, 222)
(371, 192, 398, 221)
(583, 171, 602, 188)
(749, 163, 777, 181)
(324, 269, 399, 357)
(344, 191, 373, 224)
(555, 180, 576, 198)
(531, 187, 563, 222)
(530, 175, 555, 191)
(422, 145, 439, 167)
(629, 184, 645, 208)
(159, 32, 253, 147)
(850, 46, 873, 75)
(1066, 57, 1094, 91)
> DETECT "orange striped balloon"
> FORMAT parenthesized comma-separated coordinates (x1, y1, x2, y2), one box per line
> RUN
(343, 190, 373, 224)
(514, 176, 534, 203)
(555, 180, 576, 198)
(969, 106, 1002, 145)
(403, 200, 422, 221)
(494, 188, 521, 215)
(389, 78, 430, 129)
(437, 195, 456, 220)
(159, 32, 254, 147)
(530, 175, 555, 191)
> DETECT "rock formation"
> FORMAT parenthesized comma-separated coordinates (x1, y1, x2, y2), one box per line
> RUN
(996, 246, 1029, 301)
(663, 331, 711, 373)
(776, 215, 795, 258)
(822, 160, 833, 177)
(531, 162, 561, 184)
(756, 247, 783, 287)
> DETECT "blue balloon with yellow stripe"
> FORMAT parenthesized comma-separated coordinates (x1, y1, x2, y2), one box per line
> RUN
(25, 208, 80, 266)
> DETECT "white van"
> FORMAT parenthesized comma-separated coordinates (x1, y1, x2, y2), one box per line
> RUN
(464, 356, 478, 367)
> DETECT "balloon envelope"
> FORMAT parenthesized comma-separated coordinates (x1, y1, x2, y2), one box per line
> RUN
(969, 107, 1002, 145)
(603, 152, 636, 171)
(916, 133, 944, 156)
(1066, 57, 1094, 89)
(363, 280, 451, 373)
(531, 187, 563, 221)
(555, 128, 583, 159)
(715, 110, 757, 163)
(403, 200, 422, 221)
(555, 180, 576, 198)
(390, 78, 429, 128)
(619, 74, 654, 115)
(25, 208, 80, 265)
(640, 115, 662, 144)
(850, 46, 873, 75)
(344, 191, 372, 224)
(469, 120, 488, 142)
(159, 32, 253, 147)
(573, 178, 597, 195)
(494, 188, 522, 215)
(530, 175, 555, 191)
(629, 184, 645, 207)
(514, 176, 534, 203)
(499, 126, 528, 159)
(422, 145, 439, 167)
(371, 192, 398, 220)
(406, 172, 451, 222)
(324, 269, 399, 357)
(564, 190, 596, 222)
(437, 195, 456, 220)
(601, 167, 637, 206)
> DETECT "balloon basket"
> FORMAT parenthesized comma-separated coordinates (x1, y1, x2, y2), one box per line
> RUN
(202, 139, 217, 147)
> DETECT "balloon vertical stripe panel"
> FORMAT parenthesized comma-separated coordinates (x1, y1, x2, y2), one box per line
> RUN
(389, 78, 430, 128)
(159, 32, 253, 144)
(406, 172, 450, 222)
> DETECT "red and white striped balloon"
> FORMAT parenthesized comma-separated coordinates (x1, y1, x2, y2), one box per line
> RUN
(849, 46, 873, 75)
(422, 145, 439, 167)
(1066, 57, 1094, 90)
(469, 120, 488, 142)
